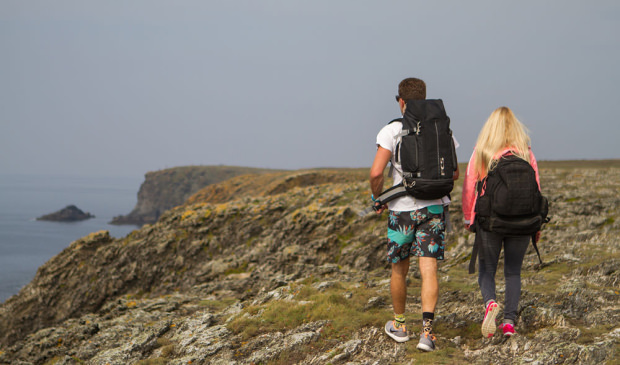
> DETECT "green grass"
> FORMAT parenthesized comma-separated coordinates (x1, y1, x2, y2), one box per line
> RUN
(227, 283, 389, 341)
(522, 262, 572, 294)
(573, 323, 617, 344)
(224, 261, 249, 275)
(199, 297, 238, 312)
(337, 232, 354, 247)
(440, 268, 478, 292)
(44, 357, 84, 365)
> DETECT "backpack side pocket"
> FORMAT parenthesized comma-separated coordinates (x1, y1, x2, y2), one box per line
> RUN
(400, 135, 419, 173)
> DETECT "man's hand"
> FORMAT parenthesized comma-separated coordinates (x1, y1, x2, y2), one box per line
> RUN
(374, 201, 388, 214)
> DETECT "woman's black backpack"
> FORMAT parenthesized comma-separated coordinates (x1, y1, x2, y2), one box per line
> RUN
(475, 154, 549, 235)
(468, 154, 550, 273)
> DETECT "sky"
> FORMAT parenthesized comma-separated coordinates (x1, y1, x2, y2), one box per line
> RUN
(1, 1, 619, 179)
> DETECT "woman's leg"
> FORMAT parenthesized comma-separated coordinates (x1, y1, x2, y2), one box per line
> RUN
(478, 230, 503, 305)
(502, 235, 530, 322)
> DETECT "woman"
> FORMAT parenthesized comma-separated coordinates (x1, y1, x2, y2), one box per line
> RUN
(461, 106, 541, 338)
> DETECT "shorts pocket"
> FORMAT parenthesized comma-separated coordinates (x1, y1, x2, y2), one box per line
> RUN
(427, 205, 444, 215)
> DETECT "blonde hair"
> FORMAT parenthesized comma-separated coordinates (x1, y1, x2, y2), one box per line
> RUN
(474, 106, 531, 179)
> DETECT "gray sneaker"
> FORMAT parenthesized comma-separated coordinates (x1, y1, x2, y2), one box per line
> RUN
(384, 320, 410, 342)
(416, 330, 436, 352)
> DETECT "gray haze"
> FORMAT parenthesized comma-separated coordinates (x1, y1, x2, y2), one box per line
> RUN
(1, 1, 618, 179)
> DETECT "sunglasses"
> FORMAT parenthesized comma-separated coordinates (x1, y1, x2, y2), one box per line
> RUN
(395, 95, 401, 102)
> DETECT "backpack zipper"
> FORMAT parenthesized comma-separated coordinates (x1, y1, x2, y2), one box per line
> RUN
(440, 157, 445, 176)
(435, 120, 445, 176)
(415, 120, 420, 176)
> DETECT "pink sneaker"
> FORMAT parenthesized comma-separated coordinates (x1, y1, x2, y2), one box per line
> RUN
(499, 323, 515, 337)
(481, 301, 500, 338)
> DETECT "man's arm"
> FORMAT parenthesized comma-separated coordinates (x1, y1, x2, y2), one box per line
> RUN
(370, 146, 392, 213)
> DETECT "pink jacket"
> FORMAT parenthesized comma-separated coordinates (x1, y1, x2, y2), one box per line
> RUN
(462, 147, 540, 227)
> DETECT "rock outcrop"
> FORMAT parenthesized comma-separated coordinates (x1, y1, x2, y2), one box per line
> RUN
(36, 205, 94, 222)
(1, 162, 618, 364)
(109, 165, 281, 226)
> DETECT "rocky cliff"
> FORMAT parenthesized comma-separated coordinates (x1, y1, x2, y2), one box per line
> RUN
(110, 166, 281, 226)
(0, 163, 618, 364)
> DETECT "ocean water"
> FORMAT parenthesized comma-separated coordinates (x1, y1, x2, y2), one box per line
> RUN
(0, 174, 142, 302)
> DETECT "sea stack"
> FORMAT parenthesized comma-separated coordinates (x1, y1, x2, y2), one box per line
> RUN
(37, 205, 95, 222)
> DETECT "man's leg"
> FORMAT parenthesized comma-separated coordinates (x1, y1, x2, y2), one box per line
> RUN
(384, 210, 414, 342)
(419, 256, 438, 313)
(391, 257, 410, 315)
(385, 257, 412, 342)
(413, 206, 445, 352)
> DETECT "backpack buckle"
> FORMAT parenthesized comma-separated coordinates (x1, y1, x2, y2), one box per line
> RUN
(404, 178, 416, 189)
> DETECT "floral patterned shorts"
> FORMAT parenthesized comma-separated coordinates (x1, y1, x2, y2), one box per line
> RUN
(386, 206, 445, 263)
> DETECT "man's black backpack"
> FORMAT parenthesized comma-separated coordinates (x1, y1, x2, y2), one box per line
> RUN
(371, 99, 458, 208)
(468, 154, 550, 273)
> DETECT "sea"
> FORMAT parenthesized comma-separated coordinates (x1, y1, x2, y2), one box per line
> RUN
(0, 173, 143, 303)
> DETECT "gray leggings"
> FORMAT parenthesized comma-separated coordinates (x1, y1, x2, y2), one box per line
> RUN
(477, 229, 530, 321)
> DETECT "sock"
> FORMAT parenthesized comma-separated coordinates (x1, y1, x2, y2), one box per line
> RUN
(394, 313, 405, 328)
(486, 299, 496, 308)
(503, 319, 515, 326)
(422, 312, 434, 333)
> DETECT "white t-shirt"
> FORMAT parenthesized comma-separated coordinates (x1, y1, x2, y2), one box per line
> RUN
(376, 120, 459, 212)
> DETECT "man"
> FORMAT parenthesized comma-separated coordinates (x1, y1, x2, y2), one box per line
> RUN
(370, 77, 459, 351)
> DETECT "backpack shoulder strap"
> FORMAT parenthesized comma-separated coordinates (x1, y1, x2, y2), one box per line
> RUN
(387, 118, 410, 137)
(469, 225, 481, 274)
(476, 177, 486, 196)
(389, 117, 420, 139)
(531, 233, 543, 264)
(385, 118, 404, 177)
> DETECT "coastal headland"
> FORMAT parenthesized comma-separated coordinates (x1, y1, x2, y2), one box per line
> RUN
(0, 161, 618, 364)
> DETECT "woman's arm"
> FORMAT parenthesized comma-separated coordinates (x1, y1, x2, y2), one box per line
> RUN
(529, 148, 541, 190)
(461, 150, 477, 226)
